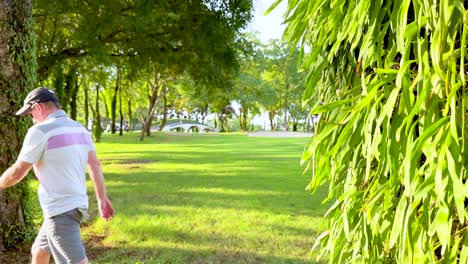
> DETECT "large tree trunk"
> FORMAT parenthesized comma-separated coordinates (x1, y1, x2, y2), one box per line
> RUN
(0, 0, 36, 256)
(140, 71, 169, 141)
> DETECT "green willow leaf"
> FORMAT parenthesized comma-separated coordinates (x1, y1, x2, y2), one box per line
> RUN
(389, 196, 407, 249)
(311, 98, 355, 114)
(376, 87, 400, 126)
(460, 231, 468, 264)
(445, 143, 465, 223)
(411, 117, 449, 161)
(434, 201, 451, 255)
(284, 0, 468, 262)
(264, 0, 283, 15)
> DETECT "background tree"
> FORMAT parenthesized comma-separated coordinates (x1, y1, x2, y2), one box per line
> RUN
(0, 0, 36, 254)
(262, 40, 290, 131)
(260, 40, 295, 131)
(283, 47, 308, 131)
(180, 81, 209, 124)
(139, 68, 171, 141)
(110, 67, 120, 134)
(280, 0, 468, 262)
(87, 65, 110, 142)
(231, 34, 265, 131)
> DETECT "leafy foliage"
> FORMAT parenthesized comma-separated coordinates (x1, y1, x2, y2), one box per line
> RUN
(281, 0, 468, 262)
(32, 0, 254, 140)
(33, 0, 253, 84)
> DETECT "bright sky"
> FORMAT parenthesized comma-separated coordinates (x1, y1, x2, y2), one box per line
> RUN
(248, 0, 288, 43)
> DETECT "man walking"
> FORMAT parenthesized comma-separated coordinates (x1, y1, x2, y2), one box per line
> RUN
(0, 87, 114, 264)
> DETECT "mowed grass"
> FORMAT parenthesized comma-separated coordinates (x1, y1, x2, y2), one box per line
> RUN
(82, 132, 327, 264)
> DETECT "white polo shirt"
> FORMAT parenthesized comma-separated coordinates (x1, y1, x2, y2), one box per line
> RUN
(18, 110, 95, 218)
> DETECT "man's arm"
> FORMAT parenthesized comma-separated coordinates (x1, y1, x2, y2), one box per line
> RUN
(0, 161, 33, 190)
(87, 151, 115, 221)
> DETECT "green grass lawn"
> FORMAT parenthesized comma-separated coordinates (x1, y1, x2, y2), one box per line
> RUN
(80, 132, 327, 263)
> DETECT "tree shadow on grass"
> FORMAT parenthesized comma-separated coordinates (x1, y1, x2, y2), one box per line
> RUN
(1, 238, 326, 264)
(89, 134, 326, 263)
(101, 170, 328, 218)
(82, 169, 328, 264)
(87, 243, 326, 264)
(100, 149, 305, 166)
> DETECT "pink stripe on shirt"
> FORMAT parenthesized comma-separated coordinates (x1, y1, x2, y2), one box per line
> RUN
(47, 133, 92, 150)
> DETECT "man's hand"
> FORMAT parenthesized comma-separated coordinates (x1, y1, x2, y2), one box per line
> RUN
(87, 151, 114, 221)
(98, 197, 115, 221)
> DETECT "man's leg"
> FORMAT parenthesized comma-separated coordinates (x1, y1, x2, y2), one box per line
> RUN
(46, 209, 88, 264)
(31, 245, 50, 264)
(31, 222, 51, 264)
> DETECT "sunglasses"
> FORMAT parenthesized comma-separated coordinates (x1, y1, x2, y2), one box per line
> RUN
(28, 102, 40, 116)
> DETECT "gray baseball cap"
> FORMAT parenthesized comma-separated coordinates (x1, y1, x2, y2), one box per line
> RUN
(16, 87, 59, 116)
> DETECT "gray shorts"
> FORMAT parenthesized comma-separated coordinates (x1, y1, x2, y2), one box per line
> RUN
(34, 208, 88, 264)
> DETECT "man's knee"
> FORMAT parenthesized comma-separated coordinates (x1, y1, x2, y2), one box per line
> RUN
(31, 244, 47, 256)
(31, 244, 50, 263)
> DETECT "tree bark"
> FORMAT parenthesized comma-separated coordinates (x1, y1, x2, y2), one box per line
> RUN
(140, 79, 159, 140)
(84, 83, 89, 129)
(93, 84, 102, 142)
(241, 108, 248, 131)
(283, 55, 290, 132)
(139, 71, 169, 141)
(0, 0, 36, 255)
(68, 66, 79, 120)
(127, 99, 132, 131)
(118, 76, 124, 136)
(158, 94, 168, 131)
(111, 69, 120, 134)
(100, 90, 109, 120)
(238, 107, 244, 131)
(268, 111, 275, 131)
(53, 64, 65, 111)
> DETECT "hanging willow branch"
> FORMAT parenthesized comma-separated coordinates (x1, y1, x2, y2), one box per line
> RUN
(281, 0, 468, 262)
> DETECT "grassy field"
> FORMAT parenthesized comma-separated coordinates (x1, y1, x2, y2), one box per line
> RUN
(21, 132, 328, 263)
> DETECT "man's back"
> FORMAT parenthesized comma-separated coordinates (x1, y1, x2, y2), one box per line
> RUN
(19, 110, 95, 218)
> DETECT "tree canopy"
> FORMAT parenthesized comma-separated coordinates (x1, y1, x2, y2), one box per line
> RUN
(33, 0, 253, 84)
(32, 0, 255, 140)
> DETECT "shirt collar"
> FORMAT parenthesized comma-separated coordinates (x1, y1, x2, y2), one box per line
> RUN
(45, 110, 67, 121)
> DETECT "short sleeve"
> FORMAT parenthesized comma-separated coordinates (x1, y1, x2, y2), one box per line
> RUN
(18, 127, 47, 164)
(86, 131, 96, 152)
